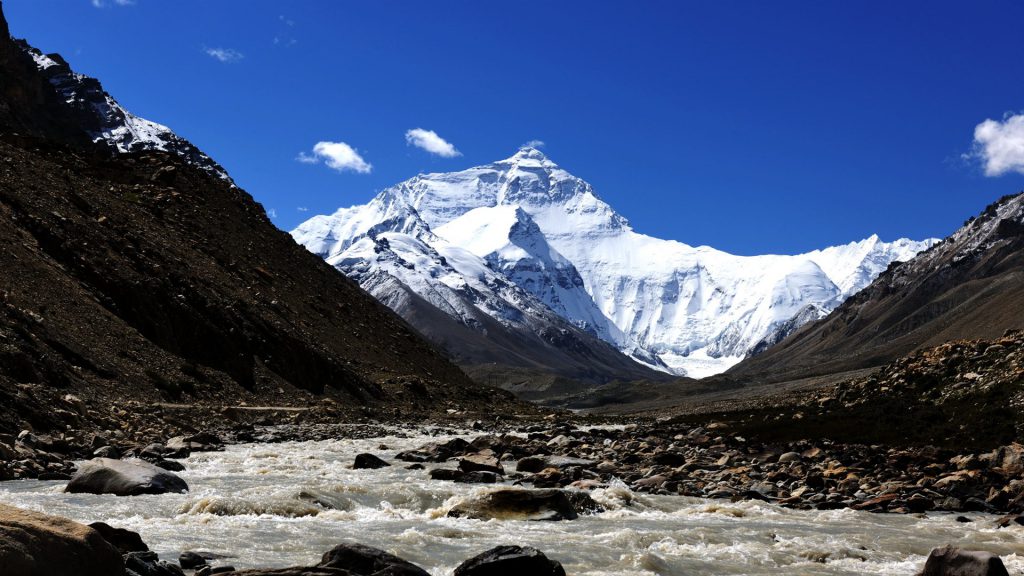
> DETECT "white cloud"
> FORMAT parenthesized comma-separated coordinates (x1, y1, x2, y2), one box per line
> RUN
(522, 139, 545, 149)
(92, 0, 134, 7)
(297, 206, 309, 212)
(405, 128, 461, 158)
(267, 208, 278, 219)
(968, 112, 1024, 176)
(205, 47, 244, 63)
(298, 141, 372, 174)
(295, 151, 319, 164)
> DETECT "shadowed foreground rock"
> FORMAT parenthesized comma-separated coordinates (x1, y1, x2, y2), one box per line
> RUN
(454, 545, 566, 576)
(0, 503, 124, 576)
(66, 458, 189, 496)
(88, 521, 148, 554)
(919, 545, 1009, 576)
(234, 543, 428, 576)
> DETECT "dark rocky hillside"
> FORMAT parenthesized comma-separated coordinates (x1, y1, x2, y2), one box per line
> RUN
(0, 3, 510, 440)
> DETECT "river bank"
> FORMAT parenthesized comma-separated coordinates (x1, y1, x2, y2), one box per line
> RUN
(2, 425, 1024, 574)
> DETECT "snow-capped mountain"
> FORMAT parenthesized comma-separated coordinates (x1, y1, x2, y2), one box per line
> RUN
(729, 191, 1024, 384)
(293, 147, 937, 378)
(19, 42, 229, 181)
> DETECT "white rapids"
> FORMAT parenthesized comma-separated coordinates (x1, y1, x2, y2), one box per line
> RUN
(1, 428, 1023, 575)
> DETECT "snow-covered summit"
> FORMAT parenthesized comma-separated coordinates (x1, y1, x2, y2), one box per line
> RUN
(293, 149, 938, 378)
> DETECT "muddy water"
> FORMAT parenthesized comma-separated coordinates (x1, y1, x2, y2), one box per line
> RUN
(1, 428, 1022, 575)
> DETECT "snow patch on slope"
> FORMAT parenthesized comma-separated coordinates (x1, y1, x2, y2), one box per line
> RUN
(20, 43, 230, 181)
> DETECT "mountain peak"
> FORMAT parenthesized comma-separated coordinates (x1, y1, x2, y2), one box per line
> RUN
(503, 145, 554, 165)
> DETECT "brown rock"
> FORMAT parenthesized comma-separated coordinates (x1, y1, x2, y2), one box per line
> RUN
(0, 503, 124, 576)
(918, 545, 1008, 576)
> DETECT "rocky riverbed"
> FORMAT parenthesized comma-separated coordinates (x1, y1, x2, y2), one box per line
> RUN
(2, 425, 1024, 574)
(9, 412, 1024, 519)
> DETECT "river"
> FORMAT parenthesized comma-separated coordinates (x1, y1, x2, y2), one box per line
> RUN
(1, 427, 1022, 575)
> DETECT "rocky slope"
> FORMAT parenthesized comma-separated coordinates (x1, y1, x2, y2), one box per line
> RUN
(0, 3, 508, 444)
(727, 191, 1024, 385)
(718, 330, 1024, 450)
(294, 147, 935, 379)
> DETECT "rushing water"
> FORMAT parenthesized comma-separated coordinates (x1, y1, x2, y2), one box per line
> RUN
(1, 428, 1023, 575)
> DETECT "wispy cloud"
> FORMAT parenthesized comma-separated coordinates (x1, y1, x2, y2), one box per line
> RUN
(267, 208, 278, 219)
(204, 47, 244, 63)
(405, 128, 461, 158)
(297, 206, 309, 212)
(522, 139, 545, 149)
(297, 141, 372, 174)
(274, 14, 299, 47)
(91, 0, 135, 7)
(967, 112, 1024, 176)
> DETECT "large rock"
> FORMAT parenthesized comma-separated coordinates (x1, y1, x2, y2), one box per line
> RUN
(123, 551, 185, 576)
(991, 444, 1024, 475)
(232, 543, 427, 576)
(919, 545, 1009, 576)
(352, 453, 390, 470)
(88, 522, 148, 554)
(65, 458, 189, 496)
(458, 453, 504, 475)
(318, 543, 429, 576)
(0, 503, 125, 576)
(454, 546, 565, 576)
(447, 488, 597, 521)
(395, 438, 471, 463)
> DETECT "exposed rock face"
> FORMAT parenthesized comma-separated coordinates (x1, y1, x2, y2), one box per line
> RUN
(0, 503, 125, 576)
(919, 545, 1009, 576)
(65, 458, 188, 496)
(453, 545, 566, 576)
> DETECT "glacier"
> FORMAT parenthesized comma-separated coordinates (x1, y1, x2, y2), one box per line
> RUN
(293, 146, 937, 378)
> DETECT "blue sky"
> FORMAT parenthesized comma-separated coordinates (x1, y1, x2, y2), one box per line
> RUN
(6, 1, 1024, 255)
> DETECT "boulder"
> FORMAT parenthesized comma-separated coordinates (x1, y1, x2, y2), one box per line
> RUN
(453, 545, 565, 576)
(65, 458, 189, 496)
(447, 488, 598, 521)
(166, 433, 222, 455)
(0, 503, 125, 576)
(124, 551, 186, 576)
(93, 446, 121, 459)
(352, 453, 390, 470)
(231, 543, 427, 576)
(919, 545, 1009, 576)
(318, 543, 429, 576)
(178, 551, 208, 570)
(458, 453, 503, 475)
(88, 522, 148, 554)
(516, 456, 548, 473)
(429, 468, 464, 481)
(991, 444, 1024, 475)
(395, 438, 470, 463)
(153, 459, 186, 472)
